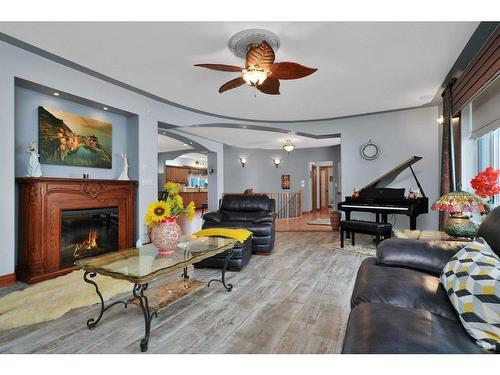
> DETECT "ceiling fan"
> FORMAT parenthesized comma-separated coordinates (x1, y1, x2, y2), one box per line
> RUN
(194, 41, 317, 95)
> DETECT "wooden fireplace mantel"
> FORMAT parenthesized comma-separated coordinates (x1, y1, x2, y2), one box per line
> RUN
(16, 177, 138, 284)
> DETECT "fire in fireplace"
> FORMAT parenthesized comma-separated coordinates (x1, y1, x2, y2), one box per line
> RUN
(60, 207, 119, 267)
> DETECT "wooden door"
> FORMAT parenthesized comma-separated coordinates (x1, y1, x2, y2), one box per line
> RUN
(311, 166, 317, 211)
(320, 166, 329, 209)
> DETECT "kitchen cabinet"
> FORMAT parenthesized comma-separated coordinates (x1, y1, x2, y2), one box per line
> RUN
(165, 166, 188, 184)
(179, 191, 208, 208)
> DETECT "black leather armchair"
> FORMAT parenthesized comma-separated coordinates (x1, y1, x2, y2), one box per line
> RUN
(202, 194, 276, 254)
(342, 206, 500, 354)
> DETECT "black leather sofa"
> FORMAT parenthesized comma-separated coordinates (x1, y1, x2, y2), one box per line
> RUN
(202, 194, 276, 254)
(342, 206, 500, 354)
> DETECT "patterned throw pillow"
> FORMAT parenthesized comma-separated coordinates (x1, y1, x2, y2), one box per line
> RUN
(441, 239, 500, 352)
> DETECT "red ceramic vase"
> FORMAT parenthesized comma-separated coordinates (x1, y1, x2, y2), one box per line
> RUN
(150, 218, 182, 256)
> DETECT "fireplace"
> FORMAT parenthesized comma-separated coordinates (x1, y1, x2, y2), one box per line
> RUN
(16, 177, 137, 283)
(60, 207, 119, 267)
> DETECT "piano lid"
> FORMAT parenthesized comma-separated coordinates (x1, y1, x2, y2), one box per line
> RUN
(360, 155, 426, 197)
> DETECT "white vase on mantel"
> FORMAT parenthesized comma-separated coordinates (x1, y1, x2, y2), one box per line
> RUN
(118, 153, 129, 180)
(26, 142, 42, 177)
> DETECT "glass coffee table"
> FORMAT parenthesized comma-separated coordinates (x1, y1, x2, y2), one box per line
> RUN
(75, 236, 236, 352)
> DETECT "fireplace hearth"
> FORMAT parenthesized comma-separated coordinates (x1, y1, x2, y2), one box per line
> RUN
(61, 207, 119, 267)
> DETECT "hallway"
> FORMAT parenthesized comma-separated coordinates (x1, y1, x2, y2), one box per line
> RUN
(276, 208, 333, 232)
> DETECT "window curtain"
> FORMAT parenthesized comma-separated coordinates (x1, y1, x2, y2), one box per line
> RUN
(440, 83, 454, 229)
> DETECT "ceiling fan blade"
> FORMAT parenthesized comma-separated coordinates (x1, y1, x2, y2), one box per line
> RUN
(269, 62, 317, 80)
(219, 77, 246, 93)
(257, 78, 280, 95)
(194, 64, 243, 72)
(246, 41, 275, 69)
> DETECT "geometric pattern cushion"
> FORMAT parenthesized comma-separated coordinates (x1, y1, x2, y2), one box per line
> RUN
(441, 239, 500, 352)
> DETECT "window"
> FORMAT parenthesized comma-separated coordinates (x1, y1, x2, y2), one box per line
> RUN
(475, 129, 500, 207)
(188, 175, 208, 188)
(460, 77, 499, 208)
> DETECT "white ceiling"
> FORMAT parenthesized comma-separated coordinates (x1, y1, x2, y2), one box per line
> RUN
(179, 152, 208, 161)
(178, 127, 340, 149)
(165, 152, 207, 167)
(0, 22, 478, 121)
(158, 133, 193, 152)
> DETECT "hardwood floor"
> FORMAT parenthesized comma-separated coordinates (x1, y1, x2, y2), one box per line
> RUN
(0, 231, 368, 354)
(276, 209, 333, 232)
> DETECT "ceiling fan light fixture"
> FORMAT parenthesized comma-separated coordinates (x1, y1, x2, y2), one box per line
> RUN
(242, 67, 267, 86)
(283, 140, 295, 153)
(195, 38, 317, 95)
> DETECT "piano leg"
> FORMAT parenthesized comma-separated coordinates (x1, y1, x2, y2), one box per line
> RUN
(345, 211, 351, 239)
(410, 216, 417, 230)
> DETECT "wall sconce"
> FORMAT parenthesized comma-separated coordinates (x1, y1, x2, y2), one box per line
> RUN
(209, 168, 214, 175)
(240, 157, 247, 167)
(437, 116, 444, 125)
(273, 159, 281, 168)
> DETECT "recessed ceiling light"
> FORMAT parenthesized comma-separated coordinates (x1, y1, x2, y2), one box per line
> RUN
(53, 92, 60, 96)
(103, 107, 108, 111)
(189, 142, 193, 144)
(183, 143, 188, 147)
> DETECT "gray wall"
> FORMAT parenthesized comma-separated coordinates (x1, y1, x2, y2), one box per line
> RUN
(15, 86, 131, 179)
(223, 144, 341, 211)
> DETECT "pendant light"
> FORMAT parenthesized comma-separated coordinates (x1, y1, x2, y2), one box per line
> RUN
(283, 140, 295, 153)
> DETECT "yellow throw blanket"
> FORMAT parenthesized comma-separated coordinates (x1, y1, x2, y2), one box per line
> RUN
(192, 228, 252, 244)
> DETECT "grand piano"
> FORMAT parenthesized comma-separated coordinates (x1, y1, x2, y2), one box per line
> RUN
(338, 156, 428, 229)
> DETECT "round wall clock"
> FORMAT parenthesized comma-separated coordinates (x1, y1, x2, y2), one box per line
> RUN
(360, 140, 380, 160)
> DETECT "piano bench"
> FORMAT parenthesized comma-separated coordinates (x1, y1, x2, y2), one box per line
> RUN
(340, 220, 392, 248)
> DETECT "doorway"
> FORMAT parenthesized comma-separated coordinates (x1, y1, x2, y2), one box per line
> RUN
(311, 166, 318, 210)
(319, 166, 332, 210)
(311, 163, 333, 211)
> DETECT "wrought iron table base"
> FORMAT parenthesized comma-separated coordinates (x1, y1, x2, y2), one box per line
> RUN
(133, 283, 158, 352)
(207, 248, 234, 292)
(83, 250, 234, 352)
(83, 272, 128, 330)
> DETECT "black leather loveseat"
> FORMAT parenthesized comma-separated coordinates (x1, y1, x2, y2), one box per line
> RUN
(342, 206, 500, 354)
(202, 194, 276, 254)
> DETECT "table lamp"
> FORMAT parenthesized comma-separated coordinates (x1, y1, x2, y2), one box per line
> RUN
(431, 190, 487, 238)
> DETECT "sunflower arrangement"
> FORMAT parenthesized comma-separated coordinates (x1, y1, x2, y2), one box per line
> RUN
(145, 182, 196, 227)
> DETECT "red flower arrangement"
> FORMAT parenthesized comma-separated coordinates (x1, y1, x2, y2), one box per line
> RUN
(470, 167, 500, 199)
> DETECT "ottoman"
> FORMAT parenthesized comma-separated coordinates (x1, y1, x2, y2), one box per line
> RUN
(193, 235, 253, 271)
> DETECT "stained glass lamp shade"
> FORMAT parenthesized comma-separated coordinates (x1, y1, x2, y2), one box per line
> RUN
(431, 190, 487, 214)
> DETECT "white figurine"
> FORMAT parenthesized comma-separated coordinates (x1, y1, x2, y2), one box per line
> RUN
(26, 142, 42, 177)
(118, 153, 129, 180)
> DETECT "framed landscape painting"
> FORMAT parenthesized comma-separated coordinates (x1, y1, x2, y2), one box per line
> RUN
(38, 106, 112, 168)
